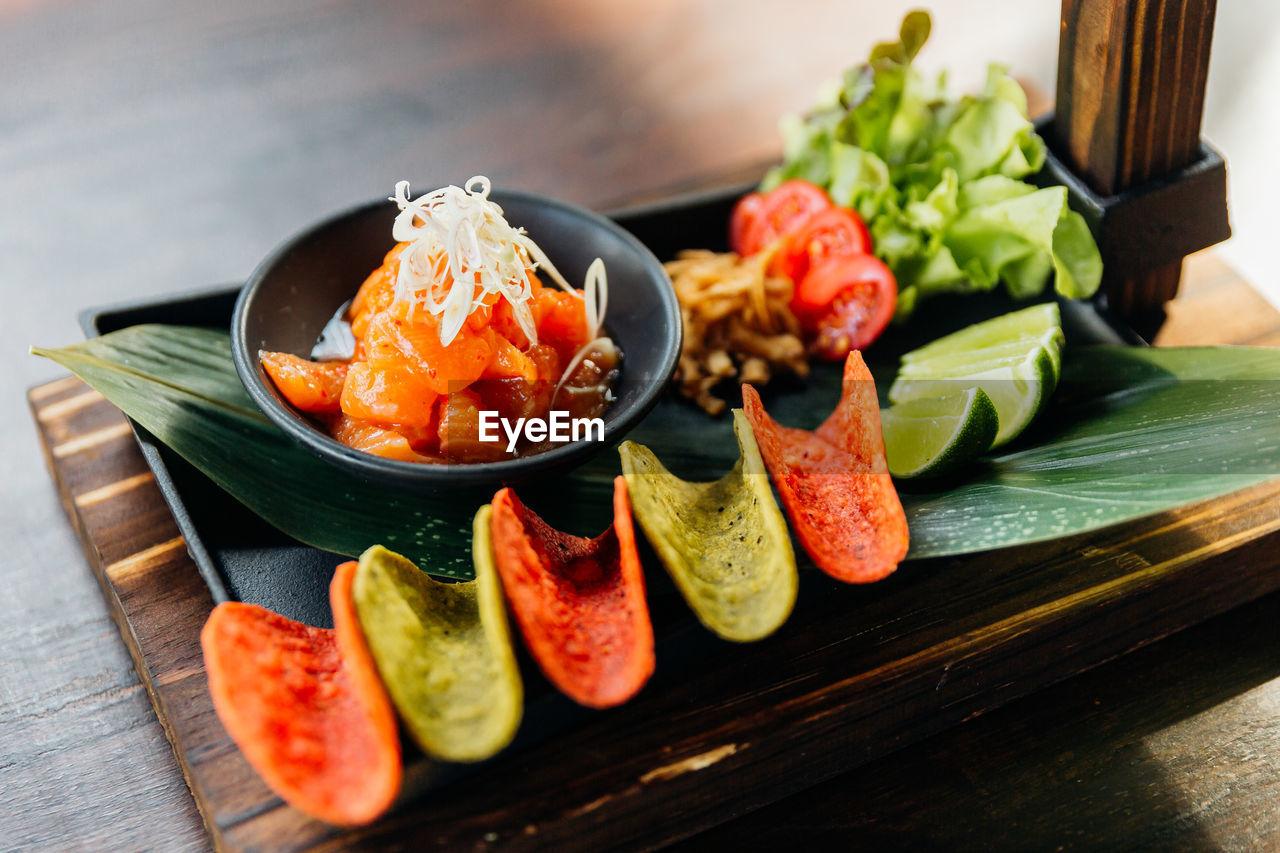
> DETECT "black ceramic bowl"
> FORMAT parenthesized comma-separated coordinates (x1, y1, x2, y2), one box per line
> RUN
(232, 188, 680, 495)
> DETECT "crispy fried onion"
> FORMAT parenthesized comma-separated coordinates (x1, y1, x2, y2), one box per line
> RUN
(664, 249, 808, 416)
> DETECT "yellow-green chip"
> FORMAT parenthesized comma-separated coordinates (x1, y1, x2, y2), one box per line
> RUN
(352, 533, 522, 763)
(619, 410, 797, 642)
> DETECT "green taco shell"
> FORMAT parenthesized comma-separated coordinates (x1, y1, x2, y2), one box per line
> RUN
(619, 410, 798, 642)
(351, 528, 522, 763)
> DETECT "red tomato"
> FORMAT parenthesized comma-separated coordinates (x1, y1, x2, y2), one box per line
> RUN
(728, 191, 765, 255)
(737, 180, 832, 256)
(794, 254, 897, 359)
(773, 206, 873, 283)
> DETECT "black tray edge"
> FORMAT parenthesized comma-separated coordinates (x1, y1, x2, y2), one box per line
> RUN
(80, 284, 243, 605)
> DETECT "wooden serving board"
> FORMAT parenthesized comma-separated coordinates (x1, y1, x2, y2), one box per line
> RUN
(30, 253, 1280, 852)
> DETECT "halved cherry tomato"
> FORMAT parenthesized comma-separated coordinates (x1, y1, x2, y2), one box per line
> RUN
(773, 206, 873, 283)
(794, 254, 897, 360)
(735, 180, 833, 257)
(728, 191, 766, 255)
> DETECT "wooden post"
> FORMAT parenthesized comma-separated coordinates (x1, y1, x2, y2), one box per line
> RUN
(1050, 0, 1218, 335)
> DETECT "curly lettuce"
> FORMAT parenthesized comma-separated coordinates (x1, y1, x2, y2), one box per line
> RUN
(761, 11, 1101, 319)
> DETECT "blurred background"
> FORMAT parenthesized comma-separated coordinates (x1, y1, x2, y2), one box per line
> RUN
(3, 1, 1277, 377)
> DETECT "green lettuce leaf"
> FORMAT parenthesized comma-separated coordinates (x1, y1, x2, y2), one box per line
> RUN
(946, 184, 1102, 299)
(827, 142, 891, 218)
(767, 11, 1102, 317)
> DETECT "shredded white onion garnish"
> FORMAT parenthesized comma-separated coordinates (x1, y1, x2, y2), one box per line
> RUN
(581, 257, 607, 339)
(551, 336, 618, 408)
(388, 177, 608, 349)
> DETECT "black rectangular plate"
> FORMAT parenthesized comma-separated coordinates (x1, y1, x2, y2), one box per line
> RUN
(79, 184, 1140, 627)
(76, 183, 1142, 798)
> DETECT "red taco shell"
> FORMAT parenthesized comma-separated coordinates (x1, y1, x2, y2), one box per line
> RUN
(489, 477, 655, 708)
(742, 351, 909, 583)
(200, 562, 401, 826)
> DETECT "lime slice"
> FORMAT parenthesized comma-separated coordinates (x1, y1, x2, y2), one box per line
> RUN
(897, 345, 1050, 379)
(889, 346, 1056, 448)
(881, 388, 999, 479)
(902, 303, 1061, 363)
(890, 304, 1064, 448)
(900, 328, 1065, 381)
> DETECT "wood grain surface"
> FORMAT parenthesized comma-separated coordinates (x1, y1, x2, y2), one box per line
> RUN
(24, 250, 1280, 851)
(682, 584, 1280, 851)
(1052, 0, 1219, 330)
(1054, 0, 1216, 194)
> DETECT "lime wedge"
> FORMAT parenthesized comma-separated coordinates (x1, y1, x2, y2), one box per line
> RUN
(902, 304, 1061, 362)
(889, 346, 1056, 448)
(889, 304, 1064, 449)
(881, 388, 999, 479)
(900, 328, 1065, 381)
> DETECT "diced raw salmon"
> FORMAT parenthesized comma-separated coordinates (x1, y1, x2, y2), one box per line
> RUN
(260, 352, 348, 415)
(536, 289, 591, 359)
(340, 362, 439, 428)
(437, 388, 506, 462)
(481, 332, 538, 382)
(363, 312, 491, 395)
(331, 415, 435, 463)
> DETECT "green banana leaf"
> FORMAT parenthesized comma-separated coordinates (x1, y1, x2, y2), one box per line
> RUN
(33, 325, 478, 579)
(33, 325, 1280, 576)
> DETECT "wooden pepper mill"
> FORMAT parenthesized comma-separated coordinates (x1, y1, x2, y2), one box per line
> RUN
(1042, 0, 1231, 340)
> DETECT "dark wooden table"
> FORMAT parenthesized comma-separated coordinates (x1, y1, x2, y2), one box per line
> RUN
(5, 2, 1279, 850)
